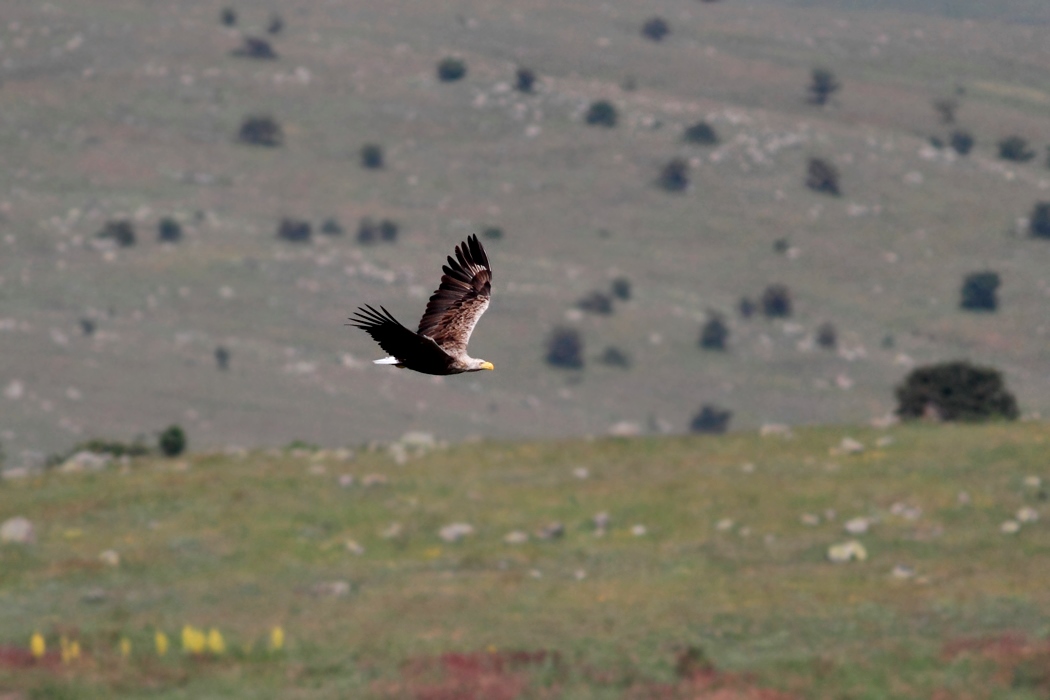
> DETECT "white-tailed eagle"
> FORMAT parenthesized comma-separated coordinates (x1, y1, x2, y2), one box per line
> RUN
(348, 235, 494, 375)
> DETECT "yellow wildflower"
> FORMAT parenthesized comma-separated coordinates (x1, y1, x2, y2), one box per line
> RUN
(155, 630, 169, 656)
(181, 625, 205, 654)
(30, 632, 45, 659)
(70, 640, 81, 660)
(206, 628, 225, 655)
(119, 637, 132, 658)
(270, 626, 284, 651)
(60, 636, 72, 664)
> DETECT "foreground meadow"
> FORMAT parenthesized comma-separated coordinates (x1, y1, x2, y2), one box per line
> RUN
(2, 422, 1049, 698)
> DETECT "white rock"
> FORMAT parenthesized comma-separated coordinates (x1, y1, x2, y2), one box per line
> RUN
(380, 523, 403, 539)
(827, 540, 867, 563)
(536, 522, 565, 540)
(593, 511, 611, 530)
(362, 473, 388, 487)
(503, 530, 528, 545)
(311, 580, 350, 597)
(439, 523, 474, 543)
(344, 539, 365, 555)
(1000, 520, 1020, 534)
(630, 524, 647, 536)
(572, 467, 589, 480)
(338, 474, 355, 488)
(844, 517, 871, 534)
(0, 516, 35, 544)
(573, 569, 586, 581)
(891, 564, 915, 580)
(1023, 476, 1042, 488)
(3, 380, 24, 400)
(1016, 507, 1039, 524)
(99, 549, 120, 566)
(715, 518, 734, 532)
(800, 513, 820, 526)
(59, 450, 112, 473)
(835, 437, 864, 454)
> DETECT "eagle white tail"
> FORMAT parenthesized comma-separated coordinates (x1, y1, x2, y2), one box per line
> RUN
(373, 356, 400, 365)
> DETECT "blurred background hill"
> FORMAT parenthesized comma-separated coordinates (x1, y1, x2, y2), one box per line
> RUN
(1, 0, 1049, 463)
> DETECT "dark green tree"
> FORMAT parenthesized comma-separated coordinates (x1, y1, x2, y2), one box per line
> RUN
(895, 361, 1018, 422)
(585, 101, 617, 128)
(807, 68, 840, 106)
(437, 57, 467, 82)
(960, 271, 1000, 312)
(158, 425, 187, 457)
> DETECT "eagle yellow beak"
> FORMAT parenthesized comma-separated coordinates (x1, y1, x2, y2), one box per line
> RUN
(480, 361, 495, 371)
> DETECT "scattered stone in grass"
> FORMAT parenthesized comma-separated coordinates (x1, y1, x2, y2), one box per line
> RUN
(827, 540, 867, 563)
(81, 587, 108, 604)
(891, 564, 916, 580)
(308, 464, 326, 476)
(890, 502, 922, 520)
(631, 524, 648, 536)
(345, 539, 365, 555)
(0, 516, 35, 544)
(738, 526, 751, 537)
(439, 523, 474, 543)
(574, 569, 586, 581)
(760, 423, 793, 438)
(536, 522, 565, 540)
(801, 513, 820, 526)
(844, 518, 869, 533)
(1017, 507, 1039, 523)
(504, 530, 528, 545)
(824, 509, 837, 521)
(380, 523, 403, 539)
(740, 462, 755, 473)
(572, 467, 589, 479)
(338, 474, 354, 488)
(1024, 476, 1042, 488)
(59, 450, 112, 473)
(715, 518, 734, 532)
(593, 511, 611, 534)
(1000, 520, 1021, 534)
(311, 580, 351, 597)
(957, 491, 971, 506)
(98, 549, 120, 566)
(876, 436, 895, 447)
(833, 437, 864, 455)
(362, 473, 388, 487)
(529, 569, 542, 579)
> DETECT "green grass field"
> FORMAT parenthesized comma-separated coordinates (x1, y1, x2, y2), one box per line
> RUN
(2, 422, 1049, 698)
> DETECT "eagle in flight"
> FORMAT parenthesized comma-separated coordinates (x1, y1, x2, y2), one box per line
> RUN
(348, 235, 494, 375)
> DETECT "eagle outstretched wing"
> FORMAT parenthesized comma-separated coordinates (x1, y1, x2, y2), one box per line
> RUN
(416, 234, 492, 357)
(347, 304, 452, 366)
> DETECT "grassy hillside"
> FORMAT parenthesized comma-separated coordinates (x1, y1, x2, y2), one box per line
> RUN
(1, 0, 1050, 460)
(2, 423, 1049, 698)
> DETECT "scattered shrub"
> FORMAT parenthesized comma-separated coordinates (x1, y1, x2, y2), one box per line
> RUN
(238, 115, 283, 147)
(267, 13, 284, 35)
(928, 135, 945, 150)
(515, 67, 537, 93)
(357, 218, 399, 244)
(960, 271, 1000, 312)
(437, 57, 467, 82)
(321, 218, 343, 236)
(546, 327, 584, 369)
(683, 121, 718, 145)
(658, 158, 690, 192)
(79, 318, 96, 336)
(231, 36, 277, 60)
(641, 17, 670, 42)
(895, 361, 1019, 422)
(1029, 201, 1050, 239)
(806, 157, 841, 196)
(610, 277, 631, 301)
(600, 346, 632, 369)
(807, 67, 840, 106)
(998, 136, 1036, 162)
(481, 226, 503, 240)
(932, 97, 958, 125)
(699, 313, 729, 351)
(690, 404, 732, 435)
(815, 322, 837, 349)
(950, 130, 974, 156)
(97, 220, 136, 247)
(215, 346, 230, 371)
(584, 100, 618, 128)
(360, 144, 384, 169)
(158, 425, 187, 457)
(158, 217, 182, 243)
(761, 284, 792, 318)
(277, 218, 311, 243)
(220, 7, 237, 26)
(379, 219, 399, 242)
(773, 237, 790, 254)
(577, 291, 614, 315)
(74, 438, 150, 458)
(738, 297, 756, 319)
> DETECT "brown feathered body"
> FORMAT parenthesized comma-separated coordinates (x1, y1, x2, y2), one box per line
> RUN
(348, 235, 494, 375)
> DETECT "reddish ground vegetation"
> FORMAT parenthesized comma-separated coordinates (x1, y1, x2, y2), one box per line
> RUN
(942, 633, 1050, 691)
(0, 645, 61, 671)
